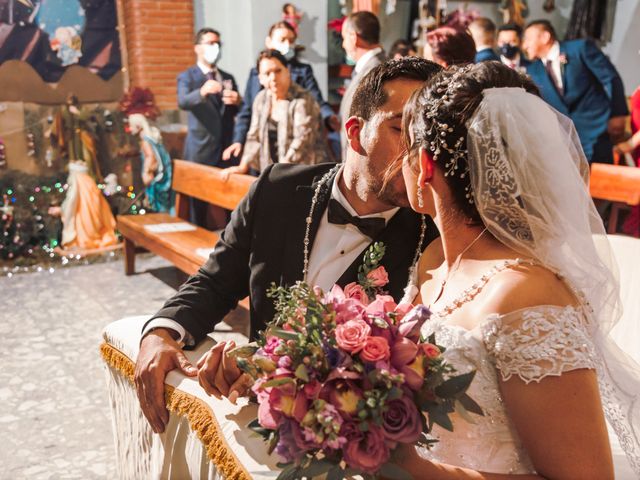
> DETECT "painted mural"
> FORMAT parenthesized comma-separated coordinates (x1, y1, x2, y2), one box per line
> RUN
(0, 0, 121, 82)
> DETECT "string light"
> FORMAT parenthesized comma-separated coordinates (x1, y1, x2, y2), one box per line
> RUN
(1, 178, 144, 276)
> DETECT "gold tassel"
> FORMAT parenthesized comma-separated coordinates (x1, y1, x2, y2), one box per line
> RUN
(99, 343, 252, 480)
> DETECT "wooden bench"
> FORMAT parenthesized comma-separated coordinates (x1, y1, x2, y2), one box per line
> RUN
(117, 160, 256, 276)
(590, 163, 640, 234)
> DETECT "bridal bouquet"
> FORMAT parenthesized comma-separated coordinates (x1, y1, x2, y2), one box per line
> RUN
(231, 244, 481, 480)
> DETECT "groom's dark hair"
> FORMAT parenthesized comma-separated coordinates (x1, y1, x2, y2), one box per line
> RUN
(349, 57, 442, 120)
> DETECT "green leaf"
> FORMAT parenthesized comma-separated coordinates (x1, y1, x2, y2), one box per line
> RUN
(295, 364, 310, 382)
(248, 418, 262, 430)
(454, 399, 478, 425)
(298, 458, 337, 478)
(270, 329, 299, 341)
(378, 463, 413, 480)
(267, 431, 279, 455)
(327, 466, 345, 480)
(458, 393, 484, 416)
(276, 464, 301, 480)
(227, 344, 259, 358)
(263, 377, 296, 388)
(372, 317, 389, 329)
(434, 371, 476, 398)
(276, 462, 293, 469)
(429, 409, 454, 432)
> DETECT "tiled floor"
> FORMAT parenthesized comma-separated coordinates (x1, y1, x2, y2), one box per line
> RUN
(0, 254, 248, 479)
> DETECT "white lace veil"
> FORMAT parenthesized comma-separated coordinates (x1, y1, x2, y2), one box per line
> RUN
(466, 87, 640, 475)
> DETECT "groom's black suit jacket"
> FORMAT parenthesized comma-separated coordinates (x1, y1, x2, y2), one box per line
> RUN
(147, 163, 439, 344)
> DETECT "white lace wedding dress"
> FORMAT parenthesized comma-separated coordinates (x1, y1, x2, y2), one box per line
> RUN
(405, 259, 638, 477)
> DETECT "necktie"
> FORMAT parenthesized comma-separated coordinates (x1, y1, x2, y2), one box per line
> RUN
(545, 59, 564, 96)
(327, 198, 386, 238)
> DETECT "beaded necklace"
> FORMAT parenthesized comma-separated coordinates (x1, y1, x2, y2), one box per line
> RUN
(301, 165, 427, 283)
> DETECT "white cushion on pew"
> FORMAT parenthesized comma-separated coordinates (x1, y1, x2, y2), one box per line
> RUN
(102, 316, 280, 480)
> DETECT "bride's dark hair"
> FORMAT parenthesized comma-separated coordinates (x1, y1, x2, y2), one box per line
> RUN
(401, 61, 539, 221)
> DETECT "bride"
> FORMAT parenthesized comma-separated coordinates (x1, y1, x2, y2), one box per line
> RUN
(395, 62, 640, 479)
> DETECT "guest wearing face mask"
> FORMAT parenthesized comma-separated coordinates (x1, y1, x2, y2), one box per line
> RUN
(497, 24, 530, 72)
(222, 21, 338, 163)
(221, 49, 328, 179)
(177, 28, 241, 228)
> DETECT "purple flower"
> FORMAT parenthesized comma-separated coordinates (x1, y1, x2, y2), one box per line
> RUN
(275, 420, 305, 462)
(381, 395, 422, 443)
(343, 424, 390, 474)
(398, 305, 431, 342)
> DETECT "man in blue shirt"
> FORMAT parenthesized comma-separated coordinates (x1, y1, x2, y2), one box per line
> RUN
(222, 21, 338, 162)
(469, 18, 500, 63)
(523, 20, 628, 164)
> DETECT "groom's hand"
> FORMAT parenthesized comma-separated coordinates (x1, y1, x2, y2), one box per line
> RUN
(135, 328, 197, 434)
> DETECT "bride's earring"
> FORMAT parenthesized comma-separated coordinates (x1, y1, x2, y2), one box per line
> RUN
(417, 185, 424, 208)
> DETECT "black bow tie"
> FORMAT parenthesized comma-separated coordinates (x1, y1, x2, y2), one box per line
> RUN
(327, 198, 386, 238)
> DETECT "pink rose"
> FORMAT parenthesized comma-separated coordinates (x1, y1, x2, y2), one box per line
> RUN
(367, 266, 389, 287)
(381, 395, 422, 444)
(335, 319, 371, 353)
(343, 282, 370, 305)
(422, 343, 441, 360)
(325, 284, 346, 303)
(365, 295, 397, 327)
(360, 336, 390, 363)
(343, 424, 390, 473)
(334, 298, 367, 324)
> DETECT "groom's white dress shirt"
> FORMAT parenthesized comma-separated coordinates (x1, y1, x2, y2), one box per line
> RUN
(143, 167, 398, 344)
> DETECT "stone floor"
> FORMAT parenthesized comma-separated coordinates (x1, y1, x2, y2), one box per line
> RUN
(0, 254, 248, 479)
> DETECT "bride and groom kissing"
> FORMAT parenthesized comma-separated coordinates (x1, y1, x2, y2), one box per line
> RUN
(134, 57, 640, 478)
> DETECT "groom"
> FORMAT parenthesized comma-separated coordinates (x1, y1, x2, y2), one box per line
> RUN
(135, 57, 442, 434)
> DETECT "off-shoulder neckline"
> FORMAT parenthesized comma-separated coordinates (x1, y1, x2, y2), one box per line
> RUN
(427, 304, 584, 335)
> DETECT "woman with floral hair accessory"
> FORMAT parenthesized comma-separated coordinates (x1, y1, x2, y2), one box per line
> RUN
(393, 61, 639, 478)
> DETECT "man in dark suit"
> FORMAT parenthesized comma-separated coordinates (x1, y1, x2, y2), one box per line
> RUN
(135, 57, 443, 434)
(177, 28, 241, 226)
(340, 11, 387, 159)
(497, 23, 530, 73)
(222, 21, 338, 163)
(523, 20, 628, 164)
(469, 17, 501, 63)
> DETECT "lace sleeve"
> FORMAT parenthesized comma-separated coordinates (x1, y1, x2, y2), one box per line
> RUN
(481, 306, 598, 384)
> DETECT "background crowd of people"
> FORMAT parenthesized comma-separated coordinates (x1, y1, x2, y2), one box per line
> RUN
(177, 7, 635, 232)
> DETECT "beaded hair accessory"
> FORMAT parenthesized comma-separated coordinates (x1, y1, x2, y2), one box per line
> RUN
(423, 65, 474, 204)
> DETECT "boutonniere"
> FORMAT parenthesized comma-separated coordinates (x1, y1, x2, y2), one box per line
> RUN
(559, 53, 568, 75)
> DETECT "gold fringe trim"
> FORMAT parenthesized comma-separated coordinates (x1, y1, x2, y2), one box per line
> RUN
(100, 342, 252, 480)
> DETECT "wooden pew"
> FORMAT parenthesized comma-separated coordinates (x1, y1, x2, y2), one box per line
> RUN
(117, 160, 256, 276)
(590, 163, 640, 234)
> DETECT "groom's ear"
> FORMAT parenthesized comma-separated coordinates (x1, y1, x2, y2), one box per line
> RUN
(345, 116, 367, 155)
(418, 147, 435, 186)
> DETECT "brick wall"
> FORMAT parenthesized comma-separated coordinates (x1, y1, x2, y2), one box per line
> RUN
(120, 0, 195, 110)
